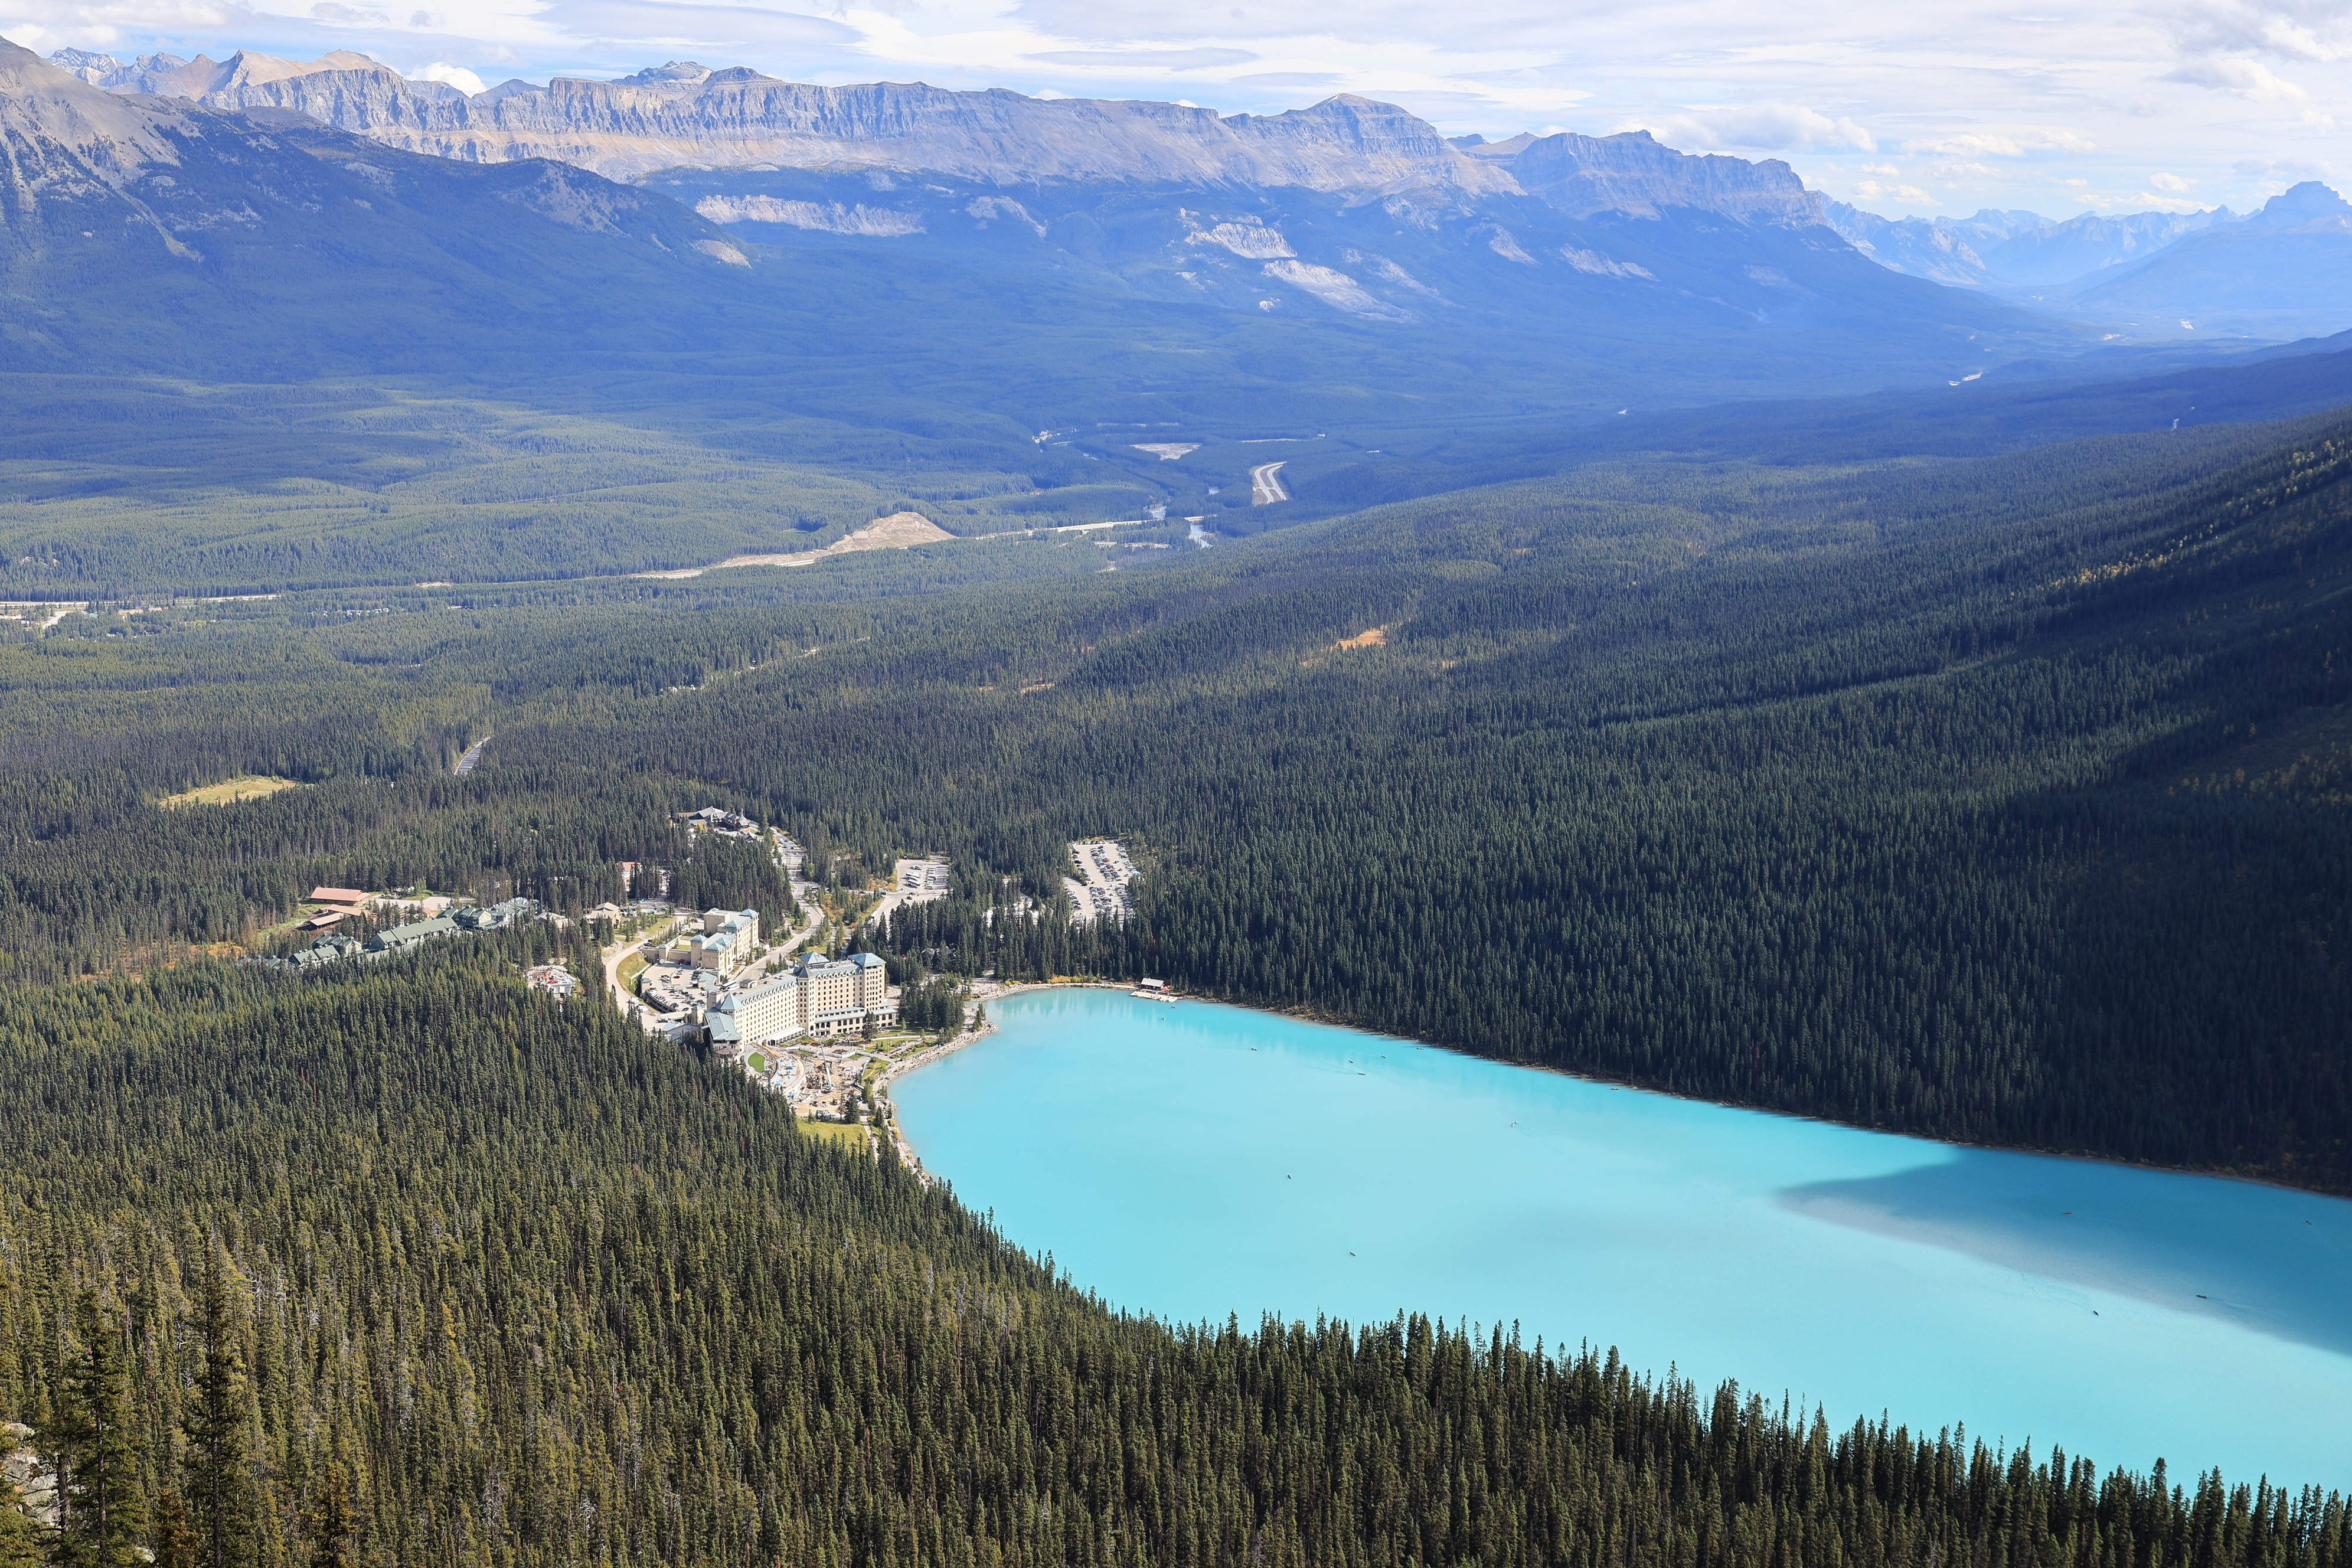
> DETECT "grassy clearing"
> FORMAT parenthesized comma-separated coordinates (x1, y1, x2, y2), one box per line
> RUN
(616, 950, 649, 988)
(159, 775, 305, 809)
(796, 1119, 871, 1150)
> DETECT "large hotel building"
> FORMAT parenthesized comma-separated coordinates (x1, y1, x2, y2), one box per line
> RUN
(708, 951, 894, 1049)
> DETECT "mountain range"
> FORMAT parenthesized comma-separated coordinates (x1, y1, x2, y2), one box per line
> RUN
(1821, 203, 2235, 288)
(2, 37, 2049, 408)
(1823, 185, 2352, 339)
(48, 46, 1831, 224)
(45, 42, 2352, 345)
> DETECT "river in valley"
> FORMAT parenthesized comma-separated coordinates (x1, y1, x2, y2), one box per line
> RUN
(891, 989, 2352, 1489)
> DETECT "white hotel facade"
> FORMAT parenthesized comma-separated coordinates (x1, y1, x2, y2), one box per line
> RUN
(708, 951, 894, 1050)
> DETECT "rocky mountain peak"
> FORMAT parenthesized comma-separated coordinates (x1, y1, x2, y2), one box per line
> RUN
(1474, 128, 1822, 226)
(0, 37, 181, 181)
(613, 61, 716, 86)
(2249, 181, 2351, 229)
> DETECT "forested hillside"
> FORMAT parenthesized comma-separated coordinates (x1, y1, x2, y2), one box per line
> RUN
(0, 946, 2344, 1566)
(0, 411, 2344, 1188)
(525, 411, 2352, 1190)
(0, 395, 2346, 1560)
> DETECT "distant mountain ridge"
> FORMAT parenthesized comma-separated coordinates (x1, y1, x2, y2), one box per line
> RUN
(2062, 182, 2352, 339)
(1822, 201, 2238, 288)
(1463, 130, 1822, 226)
(51, 45, 1820, 227)
(1823, 187, 2352, 339)
(0, 35, 752, 363)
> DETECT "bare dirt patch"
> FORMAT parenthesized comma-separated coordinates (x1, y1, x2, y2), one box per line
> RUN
(636, 512, 958, 579)
(1332, 625, 1390, 650)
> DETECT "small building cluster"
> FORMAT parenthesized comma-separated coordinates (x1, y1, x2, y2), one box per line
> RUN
(525, 963, 582, 999)
(272, 896, 543, 971)
(663, 907, 761, 972)
(706, 950, 896, 1051)
(680, 805, 764, 840)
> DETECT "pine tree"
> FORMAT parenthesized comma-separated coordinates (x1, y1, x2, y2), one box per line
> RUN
(49, 1293, 145, 1568)
(182, 1251, 259, 1568)
(0, 1472, 41, 1568)
(150, 1489, 197, 1568)
(304, 1459, 355, 1568)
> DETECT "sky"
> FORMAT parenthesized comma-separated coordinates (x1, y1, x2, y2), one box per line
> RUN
(5, 0, 2347, 220)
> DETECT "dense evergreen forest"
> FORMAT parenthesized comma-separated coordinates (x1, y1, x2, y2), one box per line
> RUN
(531, 411, 2352, 1191)
(0, 945, 2344, 1567)
(1, 413, 2346, 1183)
(0, 401, 2346, 1559)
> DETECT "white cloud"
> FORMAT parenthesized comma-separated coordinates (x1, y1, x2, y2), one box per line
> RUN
(2165, 0, 2350, 63)
(1909, 128, 2096, 158)
(1854, 179, 1932, 204)
(1625, 102, 1876, 153)
(414, 60, 484, 92)
(1858, 161, 1900, 176)
(1028, 45, 1259, 70)
(2072, 188, 2209, 212)
(2150, 170, 2191, 191)
(2164, 55, 2309, 99)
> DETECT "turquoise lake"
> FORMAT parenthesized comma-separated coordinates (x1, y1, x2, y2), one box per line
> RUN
(891, 989, 2352, 1489)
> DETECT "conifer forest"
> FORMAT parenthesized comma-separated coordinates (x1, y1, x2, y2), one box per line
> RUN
(0, 367, 2346, 1561)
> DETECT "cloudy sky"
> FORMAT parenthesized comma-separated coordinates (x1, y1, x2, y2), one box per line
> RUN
(6, 0, 2346, 217)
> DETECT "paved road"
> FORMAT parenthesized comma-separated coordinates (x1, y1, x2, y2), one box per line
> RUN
(1249, 460, 1291, 505)
(453, 733, 493, 776)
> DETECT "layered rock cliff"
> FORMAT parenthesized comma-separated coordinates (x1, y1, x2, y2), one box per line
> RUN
(1464, 129, 1824, 226)
(57, 48, 1517, 195)
(1, 39, 746, 276)
(51, 45, 1833, 229)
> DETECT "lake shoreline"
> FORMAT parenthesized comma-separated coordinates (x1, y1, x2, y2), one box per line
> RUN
(882, 979, 2339, 1204)
(884, 985, 2352, 1489)
(876, 981, 1152, 1178)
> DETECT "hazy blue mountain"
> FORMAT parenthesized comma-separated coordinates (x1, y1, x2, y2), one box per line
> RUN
(2057, 183, 2352, 339)
(0, 38, 756, 361)
(1460, 129, 1824, 224)
(1823, 201, 2235, 289)
(1819, 202, 2003, 285)
(652, 158, 2017, 345)
(2, 39, 2076, 424)
(1978, 208, 2237, 286)
(1825, 191, 2352, 341)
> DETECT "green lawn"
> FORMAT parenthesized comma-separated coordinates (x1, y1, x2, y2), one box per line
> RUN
(796, 1119, 870, 1151)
